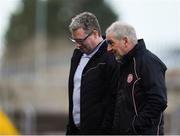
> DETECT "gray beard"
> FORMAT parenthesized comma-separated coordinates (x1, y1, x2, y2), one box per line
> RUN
(115, 54, 122, 61)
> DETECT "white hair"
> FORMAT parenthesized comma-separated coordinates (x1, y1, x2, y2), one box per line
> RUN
(106, 21, 138, 45)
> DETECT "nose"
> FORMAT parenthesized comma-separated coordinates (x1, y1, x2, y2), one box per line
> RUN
(75, 43, 81, 48)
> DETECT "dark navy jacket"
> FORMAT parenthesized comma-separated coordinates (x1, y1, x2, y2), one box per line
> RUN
(113, 39, 167, 135)
(66, 40, 118, 134)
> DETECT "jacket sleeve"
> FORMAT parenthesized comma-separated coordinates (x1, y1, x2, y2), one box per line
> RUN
(100, 53, 119, 134)
(133, 56, 167, 132)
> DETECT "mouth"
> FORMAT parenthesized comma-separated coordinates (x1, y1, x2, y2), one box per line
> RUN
(108, 49, 115, 54)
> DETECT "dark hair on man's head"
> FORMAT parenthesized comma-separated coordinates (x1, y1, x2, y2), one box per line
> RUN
(69, 12, 101, 35)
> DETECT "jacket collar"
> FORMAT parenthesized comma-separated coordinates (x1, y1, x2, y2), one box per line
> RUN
(121, 39, 146, 64)
(86, 40, 107, 63)
(72, 39, 107, 65)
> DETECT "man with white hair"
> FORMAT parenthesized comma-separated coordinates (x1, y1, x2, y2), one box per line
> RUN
(106, 21, 167, 135)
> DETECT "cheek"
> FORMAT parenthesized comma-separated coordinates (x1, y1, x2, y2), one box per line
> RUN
(114, 44, 121, 51)
(86, 41, 95, 49)
(115, 45, 123, 54)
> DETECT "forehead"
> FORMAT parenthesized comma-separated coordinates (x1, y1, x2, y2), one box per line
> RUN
(72, 28, 85, 36)
(106, 32, 116, 40)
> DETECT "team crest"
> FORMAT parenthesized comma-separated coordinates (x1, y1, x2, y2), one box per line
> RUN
(127, 74, 133, 83)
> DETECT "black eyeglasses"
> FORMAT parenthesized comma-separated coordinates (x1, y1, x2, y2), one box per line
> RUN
(69, 31, 93, 45)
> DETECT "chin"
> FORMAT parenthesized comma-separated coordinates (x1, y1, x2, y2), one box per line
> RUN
(115, 54, 122, 61)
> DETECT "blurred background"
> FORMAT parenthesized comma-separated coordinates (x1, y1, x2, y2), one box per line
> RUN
(0, 0, 179, 134)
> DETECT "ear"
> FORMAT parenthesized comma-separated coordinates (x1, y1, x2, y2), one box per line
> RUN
(122, 37, 128, 48)
(93, 30, 99, 38)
